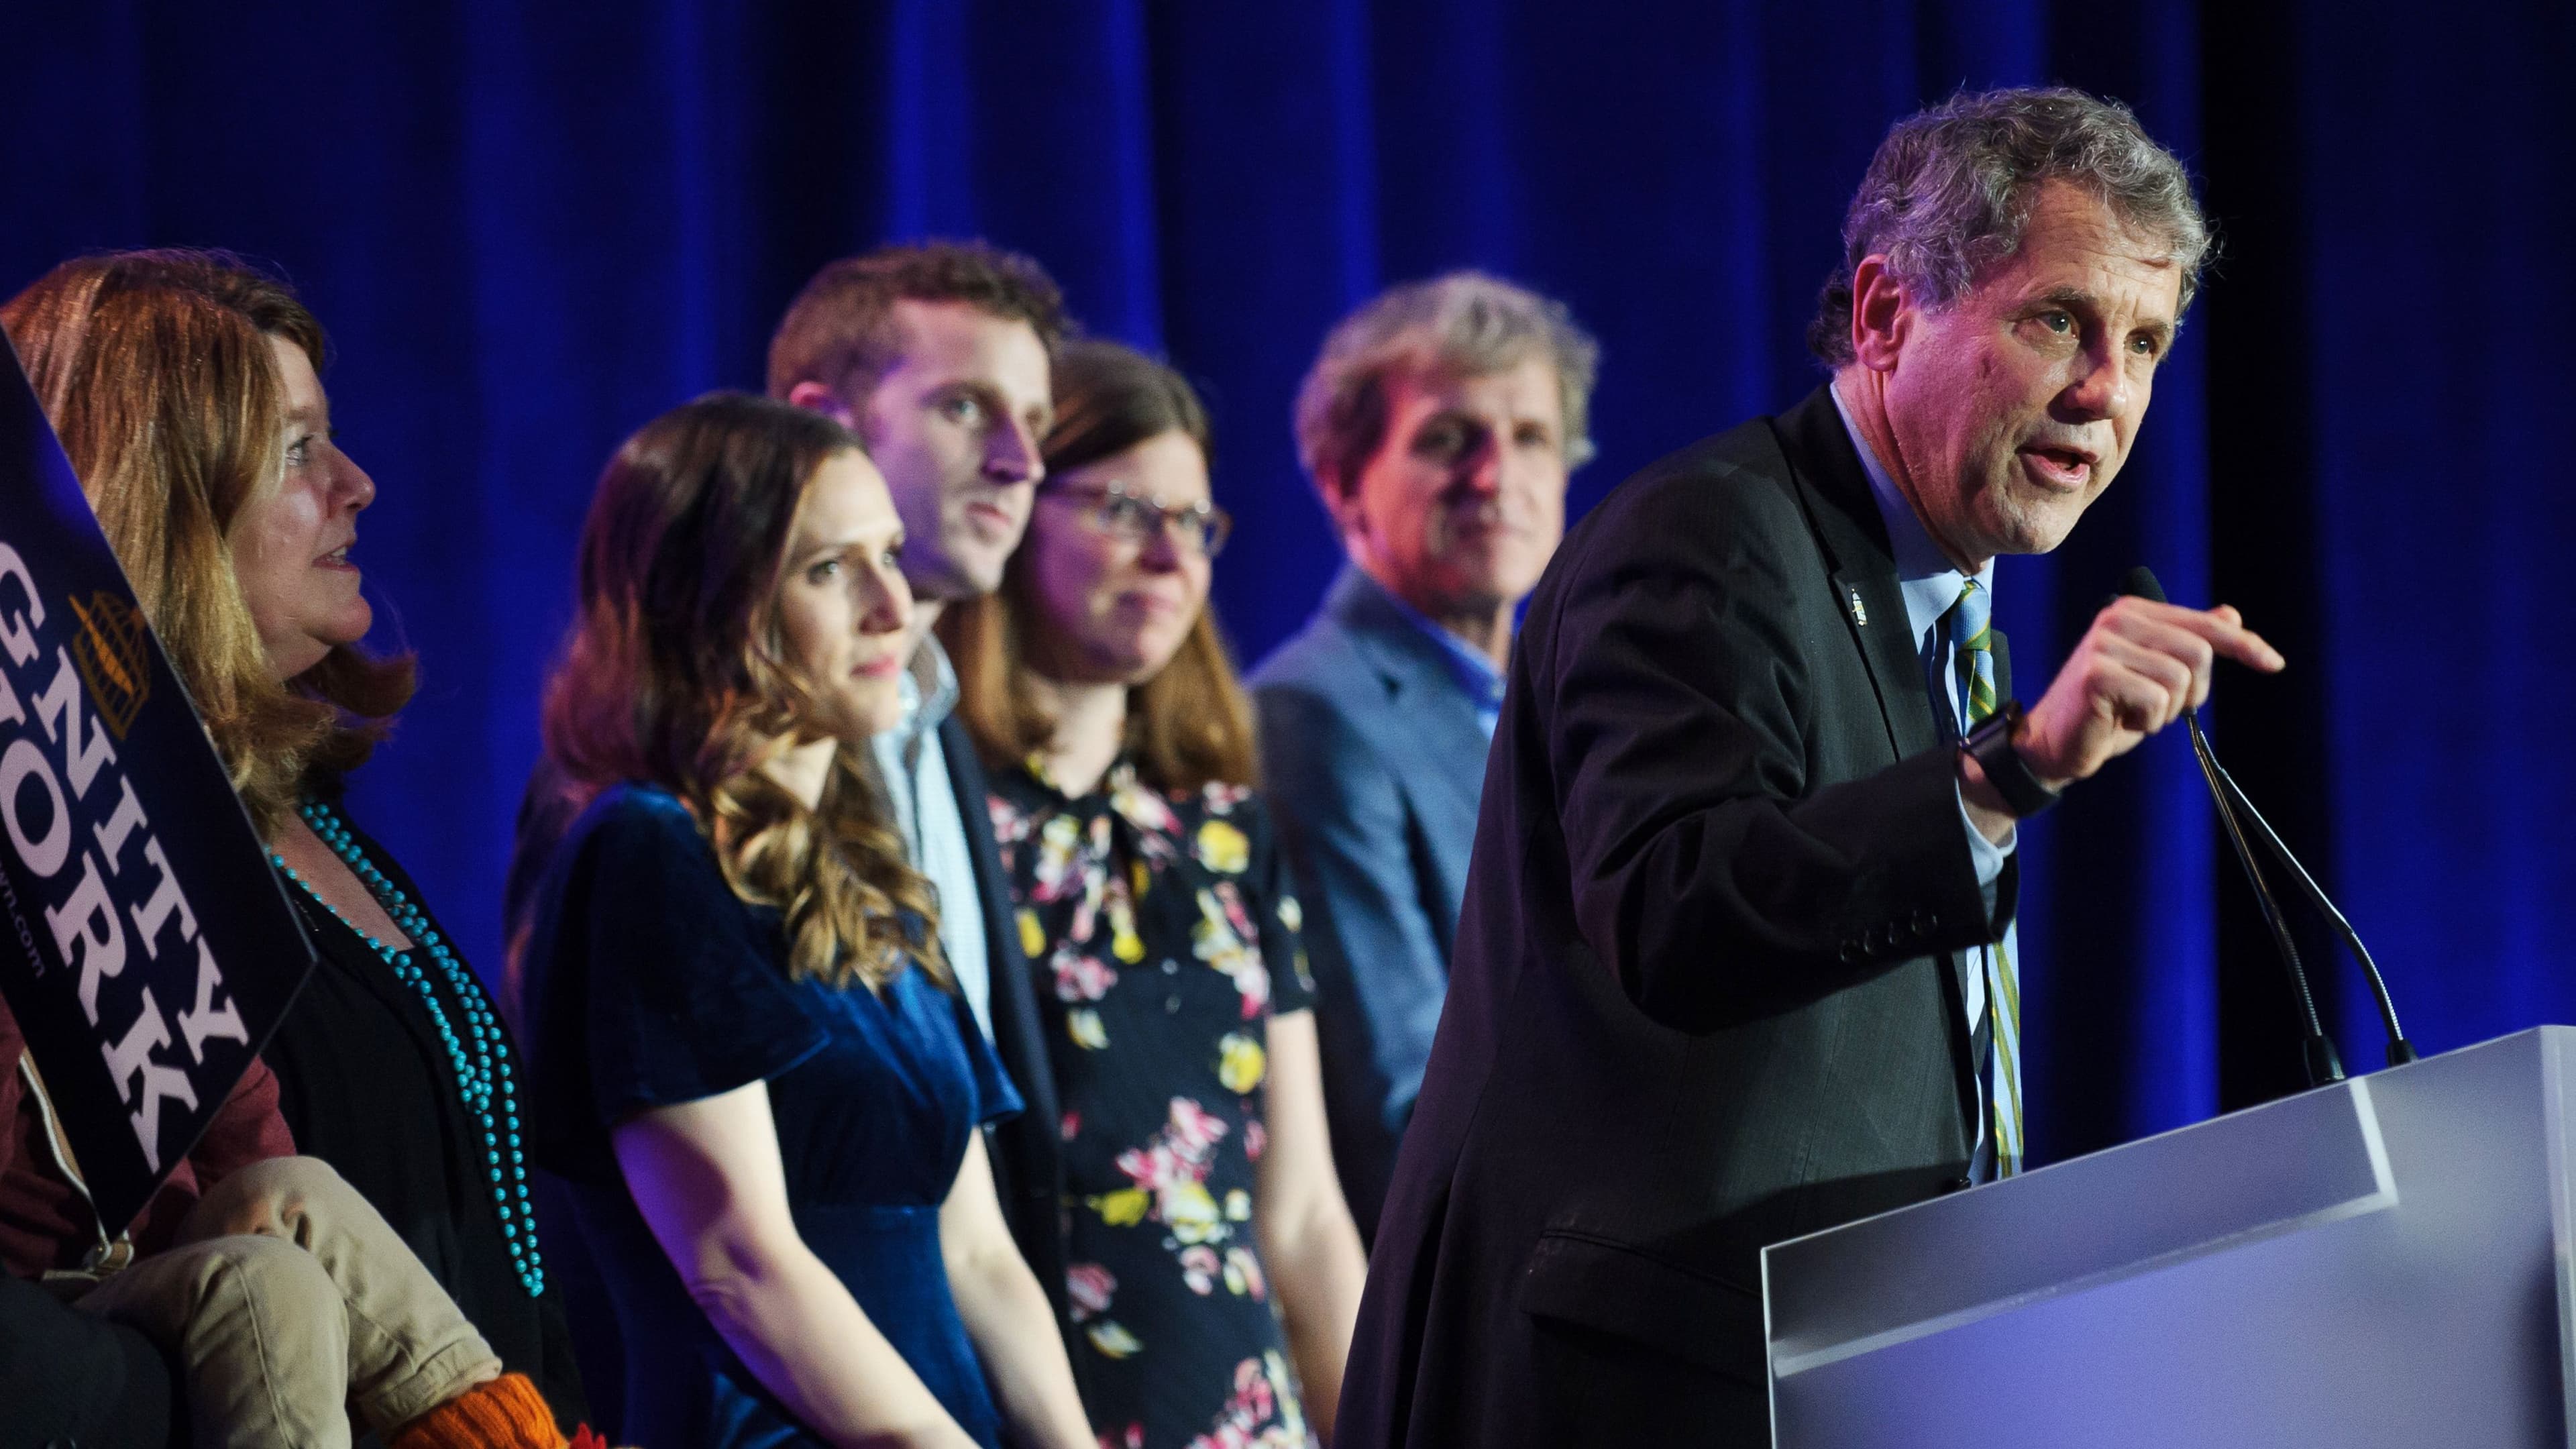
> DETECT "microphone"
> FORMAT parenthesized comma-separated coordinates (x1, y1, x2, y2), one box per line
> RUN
(2198, 750, 2418, 1067)
(2117, 567, 2345, 1086)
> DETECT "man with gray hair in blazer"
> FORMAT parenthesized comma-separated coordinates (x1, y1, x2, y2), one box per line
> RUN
(1248, 273, 1599, 1240)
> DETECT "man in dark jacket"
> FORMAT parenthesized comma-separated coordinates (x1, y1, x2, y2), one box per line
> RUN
(1334, 87, 2284, 1446)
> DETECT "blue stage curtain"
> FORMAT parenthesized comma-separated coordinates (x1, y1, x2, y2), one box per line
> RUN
(3, 2, 2567, 1167)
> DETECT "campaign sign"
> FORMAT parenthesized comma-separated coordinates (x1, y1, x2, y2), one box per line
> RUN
(0, 336, 315, 1236)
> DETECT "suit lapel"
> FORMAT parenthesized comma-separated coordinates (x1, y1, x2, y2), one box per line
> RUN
(1326, 570, 1493, 830)
(1772, 388, 1942, 765)
(937, 716, 1055, 1120)
(1776, 387, 1985, 1148)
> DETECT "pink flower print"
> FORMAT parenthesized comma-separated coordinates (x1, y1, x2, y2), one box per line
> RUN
(1052, 943, 1118, 1003)
(1214, 881, 1258, 940)
(1106, 1099, 1235, 1248)
(1066, 1263, 1116, 1322)
(1181, 1244, 1221, 1295)
(1201, 780, 1252, 812)
(1066, 861, 1104, 946)
(1111, 771, 1182, 836)
(1189, 889, 1273, 1016)
(1168, 1097, 1228, 1158)
(1193, 892, 1251, 965)
(1061, 1110, 1081, 1141)
(1242, 1118, 1267, 1161)
(1223, 1246, 1267, 1299)
(987, 795, 1029, 847)
(1099, 1428, 1144, 1449)
(1185, 1354, 1299, 1449)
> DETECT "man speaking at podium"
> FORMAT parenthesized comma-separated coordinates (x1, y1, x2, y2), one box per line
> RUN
(1333, 87, 2286, 1446)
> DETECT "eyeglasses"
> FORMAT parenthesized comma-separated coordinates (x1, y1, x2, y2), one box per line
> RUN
(1042, 481, 1233, 559)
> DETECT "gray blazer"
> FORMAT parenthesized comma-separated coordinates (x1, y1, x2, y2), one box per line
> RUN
(1248, 566, 1491, 1238)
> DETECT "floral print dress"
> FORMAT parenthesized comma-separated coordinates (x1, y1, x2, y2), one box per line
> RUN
(989, 758, 1320, 1449)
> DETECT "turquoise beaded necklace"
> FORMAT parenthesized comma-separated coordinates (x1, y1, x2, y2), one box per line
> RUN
(270, 798, 545, 1298)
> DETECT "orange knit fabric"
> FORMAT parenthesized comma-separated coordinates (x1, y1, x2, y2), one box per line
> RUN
(388, 1372, 567, 1449)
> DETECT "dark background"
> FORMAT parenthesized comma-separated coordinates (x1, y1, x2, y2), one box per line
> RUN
(4, 1, 2569, 1167)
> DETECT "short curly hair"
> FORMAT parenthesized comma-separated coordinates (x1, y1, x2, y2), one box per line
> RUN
(1295, 271, 1599, 500)
(766, 239, 1070, 405)
(1809, 87, 2211, 366)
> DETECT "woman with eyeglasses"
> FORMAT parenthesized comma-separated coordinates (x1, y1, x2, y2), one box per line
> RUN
(941, 341, 1366, 1449)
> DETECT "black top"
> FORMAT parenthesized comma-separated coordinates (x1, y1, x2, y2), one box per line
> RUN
(1337, 386, 2012, 1448)
(263, 806, 588, 1431)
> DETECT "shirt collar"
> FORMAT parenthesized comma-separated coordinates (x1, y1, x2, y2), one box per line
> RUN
(1358, 568, 1508, 714)
(883, 629, 961, 745)
(1828, 379, 1994, 643)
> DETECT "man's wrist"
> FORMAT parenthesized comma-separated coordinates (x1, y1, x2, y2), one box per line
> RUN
(1955, 751, 2019, 847)
(2007, 712, 2074, 792)
(1960, 702, 2062, 817)
(1957, 749, 2010, 815)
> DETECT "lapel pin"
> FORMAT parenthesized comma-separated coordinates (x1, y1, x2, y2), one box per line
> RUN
(1847, 587, 1868, 628)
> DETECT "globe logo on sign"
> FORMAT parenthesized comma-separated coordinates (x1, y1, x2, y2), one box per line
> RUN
(68, 591, 150, 739)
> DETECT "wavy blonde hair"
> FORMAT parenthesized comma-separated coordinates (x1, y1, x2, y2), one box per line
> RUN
(539, 392, 945, 991)
(0, 250, 414, 839)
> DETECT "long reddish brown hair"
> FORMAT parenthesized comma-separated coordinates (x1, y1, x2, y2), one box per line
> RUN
(941, 339, 1256, 793)
(539, 392, 944, 991)
(0, 249, 414, 838)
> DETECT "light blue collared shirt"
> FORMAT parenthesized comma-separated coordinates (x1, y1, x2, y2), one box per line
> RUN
(871, 633, 994, 1042)
(1831, 382, 2017, 1165)
(1377, 582, 1507, 739)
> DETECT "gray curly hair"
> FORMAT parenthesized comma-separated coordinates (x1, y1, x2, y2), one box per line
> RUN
(1809, 87, 2211, 366)
(1295, 271, 1599, 498)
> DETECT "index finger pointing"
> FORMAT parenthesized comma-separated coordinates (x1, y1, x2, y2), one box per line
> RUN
(2163, 604, 2286, 672)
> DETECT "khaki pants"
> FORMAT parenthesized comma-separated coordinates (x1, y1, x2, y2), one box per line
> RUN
(73, 1155, 501, 1449)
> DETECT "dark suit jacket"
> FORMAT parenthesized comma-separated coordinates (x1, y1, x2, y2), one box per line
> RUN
(1246, 566, 1489, 1240)
(936, 714, 1073, 1348)
(1334, 386, 2017, 1448)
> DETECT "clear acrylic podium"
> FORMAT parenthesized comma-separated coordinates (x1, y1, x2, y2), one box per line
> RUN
(1763, 1026, 2576, 1446)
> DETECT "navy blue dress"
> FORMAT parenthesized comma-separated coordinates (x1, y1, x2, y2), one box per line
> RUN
(517, 784, 1021, 1448)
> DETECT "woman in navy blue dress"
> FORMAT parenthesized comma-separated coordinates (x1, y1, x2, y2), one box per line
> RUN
(513, 394, 1093, 1449)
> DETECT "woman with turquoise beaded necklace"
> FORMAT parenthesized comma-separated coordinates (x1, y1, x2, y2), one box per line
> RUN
(273, 800, 539, 1297)
(1, 250, 589, 1431)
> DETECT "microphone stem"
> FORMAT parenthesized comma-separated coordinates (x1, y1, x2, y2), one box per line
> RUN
(2188, 714, 2344, 1085)
(2204, 753, 2417, 1066)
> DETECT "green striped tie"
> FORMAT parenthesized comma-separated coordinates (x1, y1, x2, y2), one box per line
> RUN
(1951, 580, 2023, 1175)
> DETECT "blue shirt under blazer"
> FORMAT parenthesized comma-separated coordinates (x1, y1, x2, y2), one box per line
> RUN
(1248, 565, 1495, 1239)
